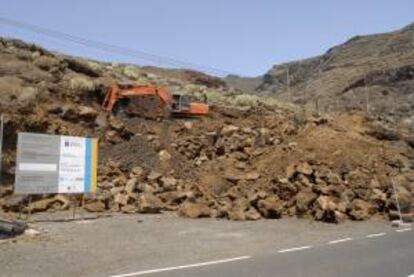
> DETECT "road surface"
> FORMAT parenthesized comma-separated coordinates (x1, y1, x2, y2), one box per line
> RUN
(111, 228, 414, 277)
(0, 212, 412, 277)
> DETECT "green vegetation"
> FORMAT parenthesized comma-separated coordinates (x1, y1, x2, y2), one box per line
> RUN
(122, 65, 141, 79)
(70, 76, 96, 92)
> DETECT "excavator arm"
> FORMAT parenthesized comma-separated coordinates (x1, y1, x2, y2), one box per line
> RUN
(102, 81, 208, 117)
(102, 82, 172, 112)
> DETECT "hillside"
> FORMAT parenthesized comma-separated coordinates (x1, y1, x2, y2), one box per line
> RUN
(0, 35, 413, 224)
(252, 23, 414, 127)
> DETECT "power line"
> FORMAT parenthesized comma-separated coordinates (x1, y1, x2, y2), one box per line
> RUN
(0, 16, 233, 76)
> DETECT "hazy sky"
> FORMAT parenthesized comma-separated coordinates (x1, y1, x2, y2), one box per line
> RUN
(0, 0, 413, 76)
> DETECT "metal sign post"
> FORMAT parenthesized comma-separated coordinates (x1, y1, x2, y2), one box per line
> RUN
(0, 114, 4, 184)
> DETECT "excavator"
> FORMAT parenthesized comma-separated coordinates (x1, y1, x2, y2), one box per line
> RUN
(102, 82, 209, 117)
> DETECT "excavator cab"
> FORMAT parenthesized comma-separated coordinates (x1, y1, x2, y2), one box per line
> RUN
(171, 94, 192, 113)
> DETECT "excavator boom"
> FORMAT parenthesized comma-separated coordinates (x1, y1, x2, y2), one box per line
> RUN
(102, 82, 208, 117)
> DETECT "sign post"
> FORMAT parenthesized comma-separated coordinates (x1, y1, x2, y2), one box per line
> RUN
(14, 133, 98, 220)
(0, 114, 4, 183)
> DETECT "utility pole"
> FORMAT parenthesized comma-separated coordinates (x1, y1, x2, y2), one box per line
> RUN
(286, 66, 292, 102)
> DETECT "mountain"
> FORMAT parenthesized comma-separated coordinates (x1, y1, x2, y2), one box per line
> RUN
(253, 23, 414, 126)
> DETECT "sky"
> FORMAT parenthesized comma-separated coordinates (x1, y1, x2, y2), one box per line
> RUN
(0, 0, 413, 77)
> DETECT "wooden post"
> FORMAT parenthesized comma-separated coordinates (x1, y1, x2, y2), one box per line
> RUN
(72, 195, 77, 220)
(81, 194, 85, 221)
(27, 195, 32, 221)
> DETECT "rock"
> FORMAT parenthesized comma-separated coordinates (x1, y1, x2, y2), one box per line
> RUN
(84, 200, 106, 212)
(245, 171, 260, 180)
(121, 204, 138, 214)
(114, 193, 129, 206)
(147, 170, 162, 181)
(28, 198, 57, 212)
(131, 166, 144, 177)
(138, 193, 164, 213)
(227, 207, 246, 221)
(78, 106, 98, 119)
(125, 178, 137, 194)
(159, 150, 172, 162)
(54, 195, 70, 210)
(295, 191, 317, 213)
(137, 183, 156, 193)
(178, 202, 210, 218)
(315, 195, 337, 211)
(245, 207, 261, 220)
(349, 199, 374, 220)
(224, 170, 260, 182)
(160, 176, 177, 190)
(286, 164, 297, 180)
(296, 162, 313, 176)
(221, 125, 239, 137)
(257, 196, 283, 218)
(3, 195, 28, 211)
(109, 116, 124, 130)
(95, 113, 108, 128)
(313, 196, 340, 222)
(183, 121, 193, 130)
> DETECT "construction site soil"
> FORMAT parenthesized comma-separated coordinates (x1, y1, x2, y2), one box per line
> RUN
(0, 37, 413, 224)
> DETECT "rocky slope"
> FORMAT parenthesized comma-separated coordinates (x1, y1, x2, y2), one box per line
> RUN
(0, 37, 413, 223)
(250, 23, 414, 128)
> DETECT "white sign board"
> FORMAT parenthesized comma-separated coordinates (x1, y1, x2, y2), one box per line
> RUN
(15, 133, 98, 194)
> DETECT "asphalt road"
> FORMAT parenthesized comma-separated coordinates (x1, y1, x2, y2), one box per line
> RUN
(112, 228, 414, 277)
(1, 212, 412, 277)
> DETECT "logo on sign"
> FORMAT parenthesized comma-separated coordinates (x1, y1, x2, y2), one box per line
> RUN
(64, 140, 82, 148)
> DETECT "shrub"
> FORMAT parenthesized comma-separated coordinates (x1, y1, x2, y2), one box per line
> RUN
(205, 90, 227, 104)
(233, 94, 260, 107)
(86, 61, 104, 72)
(70, 77, 96, 92)
(123, 65, 141, 79)
(33, 56, 60, 71)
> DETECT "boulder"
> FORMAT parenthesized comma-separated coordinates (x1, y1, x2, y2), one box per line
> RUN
(84, 200, 106, 212)
(159, 150, 172, 162)
(245, 207, 261, 220)
(138, 193, 164, 213)
(131, 166, 144, 177)
(295, 191, 317, 213)
(296, 162, 313, 176)
(257, 196, 283, 218)
(121, 204, 138, 214)
(349, 199, 374, 220)
(114, 193, 129, 206)
(147, 170, 162, 181)
(221, 125, 240, 137)
(178, 202, 210, 218)
(28, 198, 57, 213)
(160, 176, 177, 190)
(78, 106, 98, 119)
(125, 178, 137, 195)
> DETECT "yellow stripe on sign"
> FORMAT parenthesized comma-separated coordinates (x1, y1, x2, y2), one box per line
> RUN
(90, 138, 98, 193)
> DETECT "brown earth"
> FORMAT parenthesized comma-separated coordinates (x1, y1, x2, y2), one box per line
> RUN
(0, 36, 413, 224)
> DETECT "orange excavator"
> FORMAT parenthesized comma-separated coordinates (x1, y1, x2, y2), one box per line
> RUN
(102, 82, 209, 117)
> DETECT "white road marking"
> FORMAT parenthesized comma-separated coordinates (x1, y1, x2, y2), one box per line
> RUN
(278, 245, 312, 253)
(366, 232, 386, 238)
(109, 256, 251, 277)
(327, 237, 353, 245)
(396, 228, 412, 233)
(407, 274, 414, 277)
